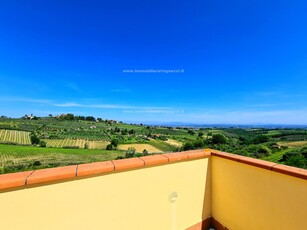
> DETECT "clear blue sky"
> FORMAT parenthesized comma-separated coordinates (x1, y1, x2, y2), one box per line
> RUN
(0, 0, 306, 124)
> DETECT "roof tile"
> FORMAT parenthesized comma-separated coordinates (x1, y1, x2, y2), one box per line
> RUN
(27, 166, 77, 185)
(186, 150, 207, 159)
(112, 158, 144, 171)
(212, 151, 242, 161)
(162, 152, 189, 162)
(238, 156, 276, 170)
(140, 155, 168, 166)
(77, 161, 114, 177)
(0, 171, 33, 190)
(272, 164, 307, 180)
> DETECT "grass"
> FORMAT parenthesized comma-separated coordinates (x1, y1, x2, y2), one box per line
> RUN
(266, 130, 283, 136)
(261, 149, 291, 163)
(0, 144, 124, 174)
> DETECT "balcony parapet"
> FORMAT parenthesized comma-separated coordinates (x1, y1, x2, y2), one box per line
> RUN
(0, 149, 210, 191)
(0, 148, 306, 192)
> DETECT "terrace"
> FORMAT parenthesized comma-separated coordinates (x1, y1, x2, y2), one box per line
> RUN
(0, 149, 306, 230)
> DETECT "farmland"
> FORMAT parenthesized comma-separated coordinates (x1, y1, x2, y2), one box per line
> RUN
(0, 129, 31, 145)
(0, 144, 124, 174)
(165, 139, 183, 147)
(0, 115, 307, 173)
(118, 144, 163, 153)
(278, 141, 307, 148)
(43, 139, 109, 149)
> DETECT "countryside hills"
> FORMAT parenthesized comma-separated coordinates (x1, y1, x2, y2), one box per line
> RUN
(0, 113, 307, 174)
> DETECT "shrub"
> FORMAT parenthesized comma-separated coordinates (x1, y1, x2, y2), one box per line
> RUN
(280, 150, 301, 162)
(39, 140, 47, 147)
(285, 155, 306, 169)
(30, 134, 40, 145)
(143, 149, 149, 155)
(125, 147, 136, 158)
(62, 146, 79, 149)
(257, 145, 271, 156)
(115, 156, 124, 160)
(33, 160, 41, 166)
(106, 144, 113, 150)
(158, 135, 168, 141)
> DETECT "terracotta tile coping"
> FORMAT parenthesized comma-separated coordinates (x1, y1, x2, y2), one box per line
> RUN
(211, 149, 307, 179)
(0, 148, 306, 191)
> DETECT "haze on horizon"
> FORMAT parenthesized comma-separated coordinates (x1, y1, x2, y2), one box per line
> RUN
(0, 1, 306, 125)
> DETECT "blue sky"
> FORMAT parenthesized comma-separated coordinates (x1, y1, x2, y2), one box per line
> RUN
(0, 0, 306, 124)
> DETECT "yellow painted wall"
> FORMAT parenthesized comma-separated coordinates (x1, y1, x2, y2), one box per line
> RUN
(211, 156, 307, 230)
(0, 158, 211, 230)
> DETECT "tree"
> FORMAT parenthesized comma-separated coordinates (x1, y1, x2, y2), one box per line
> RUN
(198, 132, 204, 137)
(211, 134, 227, 144)
(58, 113, 74, 120)
(106, 139, 119, 150)
(183, 142, 195, 151)
(252, 135, 269, 144)
(65, 113, 75, 120)
(188, 130, 195, 135)
(126, 147, 136, 158)
(121, 129, 128, 135)
(106, 144, 113, 150)
(30, 134, 40, 145)
(129, 129, 135, 135)
(85, 116, 96, 122)
(111, 139, 119, 148)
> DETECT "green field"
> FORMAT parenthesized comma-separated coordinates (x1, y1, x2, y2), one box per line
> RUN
(0, 144, 124, 174)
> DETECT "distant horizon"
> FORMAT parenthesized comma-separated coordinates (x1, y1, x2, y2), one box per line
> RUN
(2, 114, 307, 128)
(1, 1, 307, 124)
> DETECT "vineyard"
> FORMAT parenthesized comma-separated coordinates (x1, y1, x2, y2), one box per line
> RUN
(0, 130, 109, 149)
(0, 144, 124, 174)
(43, 139, 109, 149)
(0, 129, 31, 145)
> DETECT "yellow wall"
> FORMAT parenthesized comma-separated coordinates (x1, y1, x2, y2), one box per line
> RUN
(0, 158, 211, 230)
(211, 156, 307, 230)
